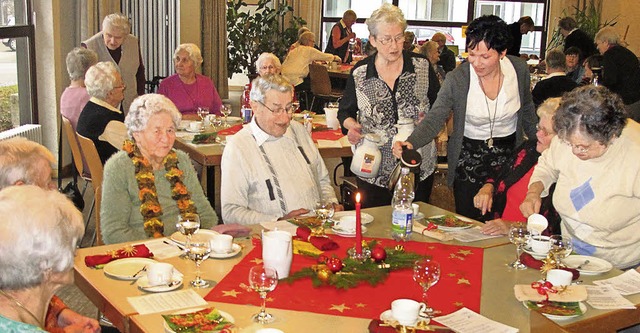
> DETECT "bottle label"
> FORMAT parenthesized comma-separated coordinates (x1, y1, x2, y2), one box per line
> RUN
(391, 210, 413, 235)
(242, 107, 252, 123)
(360, 153, 376, 174)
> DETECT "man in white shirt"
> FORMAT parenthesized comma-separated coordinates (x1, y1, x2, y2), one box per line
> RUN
(221, 75, 342, 225)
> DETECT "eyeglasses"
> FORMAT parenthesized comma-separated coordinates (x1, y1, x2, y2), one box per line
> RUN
(562, 140, 591, 153)
(257, 100, 296, 115)
(260, 65, 277, 71)
(113, 84, 126, 90)
(375, 34, 405, 46)
(536, 124, 552, 137)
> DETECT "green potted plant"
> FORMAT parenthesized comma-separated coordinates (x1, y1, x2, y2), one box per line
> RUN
(547, 0, 617, 51)
(226, 0, 306, 79)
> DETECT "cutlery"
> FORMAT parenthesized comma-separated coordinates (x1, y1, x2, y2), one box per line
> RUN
(130, 266, 147, 279)
(164, 240, 185, 251)
(576, 260, 590, 270)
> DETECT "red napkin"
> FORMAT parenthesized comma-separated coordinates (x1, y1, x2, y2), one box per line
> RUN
(311, 129, 344, 142)
(212, 224, 252, 238)
(84, 244, 153, 267)
(217, 124, 244, 136)
(520, 253, 580, 280)
(368, 319, 453, 333)
(295, 226, 339, 251)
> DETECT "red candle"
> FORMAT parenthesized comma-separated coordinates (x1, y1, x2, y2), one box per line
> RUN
(355, 192, 362, 255)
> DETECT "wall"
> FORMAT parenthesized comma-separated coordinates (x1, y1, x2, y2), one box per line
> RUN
(180, 0, 202, 68)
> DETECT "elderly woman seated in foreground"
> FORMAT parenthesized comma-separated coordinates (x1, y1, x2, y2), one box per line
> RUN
(521, 86, 640, 269)
(101, 94, 217, 244)
(0, 186, 86, 332)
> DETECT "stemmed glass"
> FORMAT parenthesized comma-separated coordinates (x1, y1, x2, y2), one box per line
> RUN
(348, 38, 356, 54)
(249, 265, 278, 324)
(413, 258, 441, 317)
(312, 200, 335, 237)
(508, 224, 530, 270)
(176, 214, 200, 256)
(188, 235, 213, 288)
(221, 103, 232, 127)
(197, 107, 210, 126)
(291, 101, 301, 114)
(549, 235, 573, 263)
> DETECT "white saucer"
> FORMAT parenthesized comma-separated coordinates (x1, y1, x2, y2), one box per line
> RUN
(380, 309, 426, 327)
(210, 243, 242, 259)
(137, 276, 183, 293)
(523, 245, 549, 260)
(185, 127, 205, 133)
(332, 211, 374, 224)
(331, 225, 367, 237)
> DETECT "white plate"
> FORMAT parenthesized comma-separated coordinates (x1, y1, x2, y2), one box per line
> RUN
(331, 225, 367, 237)
(210, 243, 242, 259)
(562, 255, 613, 275)
(425, 214, 474, 232)
(522, 301, 587, 321)
(414, 212, 425, 220)
(523, 245, 549, 260)
(224, 116, 242, 123)
(163, 308, 235, 333)
(379, 309, 428, 327)
(103, 258, 157, 280)
(185, 127, 205, 133)
(136, 276, 183, 293)
(170, 229, 220, 245)
(332, 211, 374, 225)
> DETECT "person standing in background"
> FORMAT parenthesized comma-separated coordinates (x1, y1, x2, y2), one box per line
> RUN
(558, 17, 597, 61)
(83, 13, 145, 113)
(431, 32, 456, 73)
(325, 10, 357, 63)
(60, 47, 98, 130)
(506, 16, 534, 57)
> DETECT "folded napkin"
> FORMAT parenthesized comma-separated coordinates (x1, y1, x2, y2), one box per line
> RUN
(296, 226, 339, 251)
(514, 284, 588, 303)
(520, 253, 580, 280)
(84, 244, 153, 267)
(212, 224, 252, 238)
(368, 319, 454, 333)
(413, 221, 454, 241)
(311, 129, 344, 142)
(217, 124, 244, 136)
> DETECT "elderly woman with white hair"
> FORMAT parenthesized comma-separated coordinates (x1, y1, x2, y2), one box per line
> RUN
(158, 43, 222, 117)
(256, 52, 282, 77)
(83, 12, 145, 112)
(76, 61, 127, 164)
(100, 94, 217, 244)
(60, 47, 98, 130)
(0, 186, 89, 332)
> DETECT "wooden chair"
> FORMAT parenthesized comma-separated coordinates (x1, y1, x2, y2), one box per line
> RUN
(308, 63, 343, 112)
(61, 116, 91, 192)
(76, 133, 104, 246)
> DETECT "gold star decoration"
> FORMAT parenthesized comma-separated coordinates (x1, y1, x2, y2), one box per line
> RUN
(250, 258, 263, 264)
(266, 297, 274, 303)
(454, 302, 464, 307)
(457, 278, 471, 285)
(449, 253, 465, 261)
(355, 303, 367, 308)
(329, 303, 351, 313)
(457, 249, 472, 256)
(428, 246, 435, 250)
(221, 289, 241, 297)
(447, 273, 457, 277)
(238, 283, 253, 292)
(106, 250, 118, 258)
(120, 244, 137, 256)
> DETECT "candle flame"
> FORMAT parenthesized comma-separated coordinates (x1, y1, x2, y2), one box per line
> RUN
(355, 192, 361, 202)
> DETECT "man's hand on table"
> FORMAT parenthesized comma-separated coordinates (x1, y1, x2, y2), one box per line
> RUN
(58, 309, 101, 333)
(279, 208, 311, 221)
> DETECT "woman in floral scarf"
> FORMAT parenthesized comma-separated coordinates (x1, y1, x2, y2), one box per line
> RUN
(100, 94, 217, 244)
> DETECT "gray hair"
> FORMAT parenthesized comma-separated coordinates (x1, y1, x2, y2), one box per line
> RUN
(174, 43, 203, 65)
(536, 97, 561, 120)
(125, 93, 182, 138)
(102, 13, 131, 35)
(249, 75, 293, 104)
(297, 26, 310, 37)
(0, 185, 84, 289)
(595, 27, 621, 46)
(85, 61, 120, 100)
(66, 47, 98, 81)
(420, 41, 439, 58)
(298, 31, 315, 46)
(366, 3, 407, 37)
(256, 52, 281, 71)
(0, 137, 54, 189)
(545, 49, 567, 71)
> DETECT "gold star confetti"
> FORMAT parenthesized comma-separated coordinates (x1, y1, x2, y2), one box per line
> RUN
(120, 244, 137, 256)
(106, 250, 118, 258)
(428, 246, 436, 250)
(449, 253, 465, 260)
(454, 302, 464, 307)
(250, 258, 263, 264)
(457, 278, 471, 285)
(457, 249, 472, 256)
(447, 273, 457, 277)
(355, 303, 367, 308)
(221, 289, 241, 297)
(329, 303, 351, 313)
(238, 283, 252, 292)
(266, 297, 274, 303)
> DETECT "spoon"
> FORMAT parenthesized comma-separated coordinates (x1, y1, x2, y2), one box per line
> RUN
(576, 260, 590, 270)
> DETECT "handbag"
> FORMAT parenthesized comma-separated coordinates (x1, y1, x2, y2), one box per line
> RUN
(59, 180, 85, 211)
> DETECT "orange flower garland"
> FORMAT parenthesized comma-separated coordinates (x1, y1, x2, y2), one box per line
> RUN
(123, 139, 197, 237)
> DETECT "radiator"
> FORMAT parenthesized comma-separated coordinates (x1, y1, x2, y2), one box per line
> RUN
(0, 124, 43, 144)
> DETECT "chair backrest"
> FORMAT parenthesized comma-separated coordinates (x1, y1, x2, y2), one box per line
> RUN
(61, 116, 89, 179)
(94, 184, 103, 246)
(309, 63, 333, 96)
(76, 133, 104, 188)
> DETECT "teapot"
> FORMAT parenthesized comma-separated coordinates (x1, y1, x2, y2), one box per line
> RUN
(350, 133, 382, 178)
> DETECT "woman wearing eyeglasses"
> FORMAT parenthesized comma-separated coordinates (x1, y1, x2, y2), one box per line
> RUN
(393, 15, 538, 220)
(338, 3, 440, 208)
(521, 86, 640, 269)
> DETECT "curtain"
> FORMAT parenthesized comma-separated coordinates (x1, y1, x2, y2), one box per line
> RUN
(202, 0, 228, 99)
(292, 0, 322, 44)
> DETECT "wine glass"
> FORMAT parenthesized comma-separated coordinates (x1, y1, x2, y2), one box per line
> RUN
(508, 223, 530, 270)
(313, 200, 335, 237)
(249, 265, 278, 324)
(549, 235, 573, 263)
(221, 103, 232, 127)
(188, 235, 213, 288)
(197, 107, 210, 126)
(291, 101, 301, 114)
(176, 213, 200, 256)
(413, 258, 441, 317)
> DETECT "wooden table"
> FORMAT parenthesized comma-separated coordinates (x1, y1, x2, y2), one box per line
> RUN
(327, 65, 353, 80)
(74, 203, 640, 333)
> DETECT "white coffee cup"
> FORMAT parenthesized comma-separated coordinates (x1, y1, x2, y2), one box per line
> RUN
(189, 121, 203, 132)
(335, 215, 357, 231)
(412, 203, 420, 219)
(210, 234, 233, 253)
(391, 299, 426, 326)
(530, 235, 551, 254)
(146, 262, 173, 286)
(546, 269, 573, 286)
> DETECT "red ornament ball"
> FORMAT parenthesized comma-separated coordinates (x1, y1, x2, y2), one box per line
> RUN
(371, 246, 387, 262)
(326, 257, 343, 273)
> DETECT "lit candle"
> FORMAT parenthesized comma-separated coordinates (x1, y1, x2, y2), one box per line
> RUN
(355, 192, 362, 255)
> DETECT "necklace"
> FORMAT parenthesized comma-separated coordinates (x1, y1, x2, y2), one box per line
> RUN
(0, 289, 43, 328)
(478, 67, 503, 148)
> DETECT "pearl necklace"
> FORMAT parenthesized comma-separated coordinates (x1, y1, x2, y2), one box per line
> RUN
(0, 289, 43, 328)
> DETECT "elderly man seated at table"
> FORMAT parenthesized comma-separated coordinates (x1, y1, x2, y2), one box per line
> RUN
(101, 94, 217, 244)
(76, 61, 127, 164)
(531, 49, 577, 107)
(0, 138, 100, 333)
(221, 75, 342, 225)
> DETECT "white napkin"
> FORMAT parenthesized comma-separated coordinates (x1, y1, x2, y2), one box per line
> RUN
(413, 221, 454, 241)
(317, 139, 342, 148)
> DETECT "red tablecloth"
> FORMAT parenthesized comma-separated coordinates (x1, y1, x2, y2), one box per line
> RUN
(217, 124, 244, 136)
(311, 129, 343, 142)
(205, 237, 483, 319)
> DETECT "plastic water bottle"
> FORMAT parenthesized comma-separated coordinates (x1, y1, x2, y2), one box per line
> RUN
(241, 84, 252, 123)
(391, 167, 415, 241)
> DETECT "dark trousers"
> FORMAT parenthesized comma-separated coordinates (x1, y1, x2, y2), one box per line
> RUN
(453, 178, 488, 221)
(357, 173, 434, 209)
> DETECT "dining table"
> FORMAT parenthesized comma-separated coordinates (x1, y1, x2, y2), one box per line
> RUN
(327, 63, 354, 80)
(174, 114, 353, 208)
(73, 202, 640, 333)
